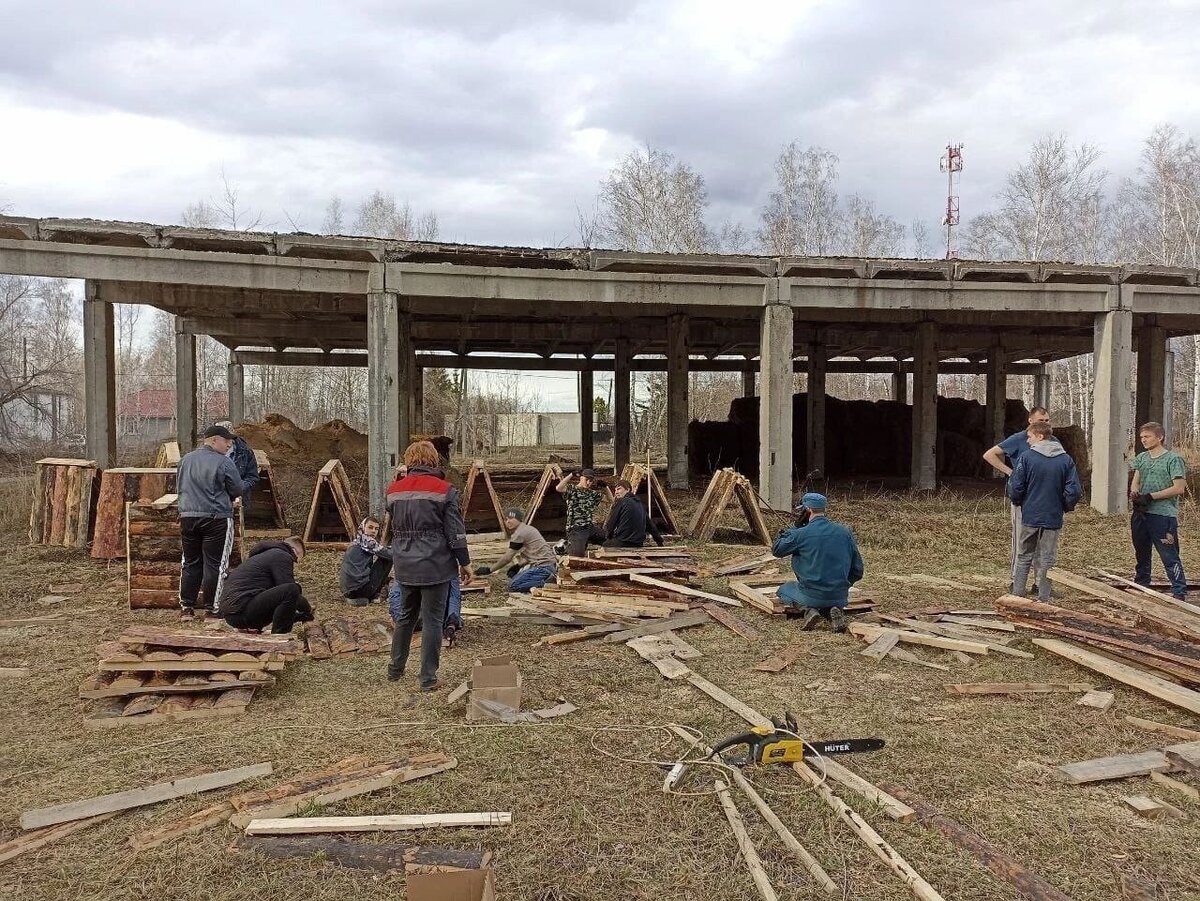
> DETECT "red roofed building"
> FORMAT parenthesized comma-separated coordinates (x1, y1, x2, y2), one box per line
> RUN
(118, 389, 228, 445)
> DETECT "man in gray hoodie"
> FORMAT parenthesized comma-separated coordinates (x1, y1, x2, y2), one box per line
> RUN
(177, 424, 248, 620)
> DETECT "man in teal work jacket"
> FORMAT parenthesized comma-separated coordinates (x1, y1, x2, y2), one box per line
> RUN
(771, 493, 864, 633)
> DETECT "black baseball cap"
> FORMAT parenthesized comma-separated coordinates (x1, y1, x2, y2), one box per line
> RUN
(580, 468, 596, 479)
(204, 424, 237, 440)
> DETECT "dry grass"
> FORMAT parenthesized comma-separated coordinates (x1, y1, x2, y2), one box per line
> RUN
(2, 476, 1199, 900)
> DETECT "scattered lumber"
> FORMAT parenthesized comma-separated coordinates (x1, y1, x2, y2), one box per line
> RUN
(938, 616, 1015, 632)
(28, 457, 97, 548)
(1124, 716, 1200, 741)
(714, 551, 778, 577)
(244, 450, 288, 529)
(593, 546, 696, 559)
(126, 497, 245, 608)
(20, 762, 272, 830)
(727, 579, 784, 614)
(603, 610, 712, 644)
(461, 460, 506, 534)
(244, 812, 512, 835)
(686, 468, 772, 545)
(526, 464, 569, 536)
(238, 834, 489, 872)
(302, 618, 391, 659)
(629, 573, 741, 607)
(0, 812, 117, 864)
(1048, 569, 1200, 642)
(850, 622, 989, 655)
(92, 467, 175, 559)
(1094, 568, 1200, 619)
(567, 567, 671, 581)
(887, 647, 951, 671)
(1121, 795, 1182, 820)
(860, 630, 901, 661)
(812, 759, 915, 822)
(1055, 750, 1175, 784)
(1032, 638, 1200, 715)
(1165, 742, 1200, 777)
(714, 779, 779, 901)
(1151, 770, 1200, 802)
(944, 682, 1092, 696)
(753, 637, 809, 673)
(1077, 690, 1115, 711)
(704, 604, 763, 641)
(882, 573, 983, 593)
(620, 462, 679, 535)
(302, 460, 361, 546)
(881, 784, 1074, 901)
(878, 615, 1030, 658)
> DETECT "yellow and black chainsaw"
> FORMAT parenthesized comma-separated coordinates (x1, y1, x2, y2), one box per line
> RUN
(710, 713, 884, 767)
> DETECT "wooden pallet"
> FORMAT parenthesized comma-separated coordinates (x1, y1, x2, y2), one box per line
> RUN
(303, 618, 393, 659)
(126, 497, 244, 609)
(461, 460, 506, 534)
(302, 460, 361, 545)
(245, 450, 288, 529)
(29, 458, 98, 549)
(619, 463, 679, 535)
(93, 468, 177, 559)
(153, 441, 181, 467)
(686, 469, 772, 546)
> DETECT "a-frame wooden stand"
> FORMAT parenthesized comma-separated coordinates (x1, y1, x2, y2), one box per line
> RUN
(245, 450, 288, 529)
(461, 460, 506, 534)
(686, 468, 772, 546)
(302, 459, 362, 546)
(619, 463, 678, 535)
(527, 464, 569, 536)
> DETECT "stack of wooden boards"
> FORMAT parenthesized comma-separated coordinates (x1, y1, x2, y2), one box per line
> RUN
(848, 606, 1029, 671)
(687, 468, 773, 545)
(302, 459, 361, 546)
(93, 467, 177, 559)
(80, 627, 300, 728)
(728, 570, 876, 619)
(28, 457, 98, 548)
(125, 495, 245, 609)
(302, 617, 392, 658)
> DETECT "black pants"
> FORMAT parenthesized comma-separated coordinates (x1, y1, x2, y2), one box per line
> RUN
(225, 583, 310, 634)
(565, 524, 606, 558)
(602, 538, 642, 549)
(179, 516, 235, 613)
(346, 557, 393, 601)
(389, 581, 449, 687)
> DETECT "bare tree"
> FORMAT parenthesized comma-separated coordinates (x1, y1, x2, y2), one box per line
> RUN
(352, 190, 440, 241)
(758, 144, 840, 256)
(180, 171, 265, 231)
(597, 146, 711, 253)
(910, 218, 933, 258)
(841, 195, 905, 257)
(322, 196, 345, 235)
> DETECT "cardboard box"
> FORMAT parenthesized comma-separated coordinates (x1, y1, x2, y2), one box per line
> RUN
(407, 866, 496, 901)
(466, 655, 522, 722)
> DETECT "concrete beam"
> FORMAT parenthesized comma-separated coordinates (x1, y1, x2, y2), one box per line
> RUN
(227, 352, 245, 425)
(1164, 348, 1175, 447)
(667, 313, 689, 488)
(1136, 323, 1168, 430)
(579, 369, 594, 471)
(890, 371, 908, 404)
(984, 346, 1007, 450)
(366, 292, 409, 512)
(759, 296, 794, 509)
(614, 342, 631, 474)
(1034, 366, 1052, 410)
(175, 327, 197, 450)
(789, 279, 1114, 315)
(413, 362, 425, 435)
(806, 343, 826, 475)
(82, 281, 116, 468)
(741, 364, 755, 398)
(911, 322, 938, 490)
(1091, 304, 1134, 514)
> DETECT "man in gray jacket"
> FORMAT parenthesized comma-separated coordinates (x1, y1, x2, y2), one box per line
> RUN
(474, 508, 558, 593)
(177, 424, 247, 620)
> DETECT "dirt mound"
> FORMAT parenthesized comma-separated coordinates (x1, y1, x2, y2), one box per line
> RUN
(237, 414, 368, 468)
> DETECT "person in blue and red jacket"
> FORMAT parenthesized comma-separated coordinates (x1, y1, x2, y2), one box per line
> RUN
(385, 441, 472, 690)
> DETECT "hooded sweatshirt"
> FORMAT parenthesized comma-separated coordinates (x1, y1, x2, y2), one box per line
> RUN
(220, 540, 299, 617)
(1008, 440, 1083, 530)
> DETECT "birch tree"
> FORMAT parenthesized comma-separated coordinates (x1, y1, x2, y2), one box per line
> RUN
(757, 143, 840, 255)
(597, 147, 711, 253)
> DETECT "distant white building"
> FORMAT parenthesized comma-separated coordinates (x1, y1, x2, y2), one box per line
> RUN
(445, 412, 585, 451)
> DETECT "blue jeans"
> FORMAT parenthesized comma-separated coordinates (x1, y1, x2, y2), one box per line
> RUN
(508, 564, 556, 594)
(1132, 512, 1187, 597)
(389, 577, 463, 631)
(777, 580, 846, 610)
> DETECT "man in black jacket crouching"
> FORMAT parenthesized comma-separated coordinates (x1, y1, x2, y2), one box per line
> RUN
(603, 480, 665, 548)
(221, 536, 314, 634)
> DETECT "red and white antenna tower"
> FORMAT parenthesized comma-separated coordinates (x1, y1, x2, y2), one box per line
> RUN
(939, 142, 964, 259)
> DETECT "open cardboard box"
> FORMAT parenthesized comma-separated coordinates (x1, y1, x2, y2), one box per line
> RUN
(466, 655, 522, 723)
(407, 865, 496, 901)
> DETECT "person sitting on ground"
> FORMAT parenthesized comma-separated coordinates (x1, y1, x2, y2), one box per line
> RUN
(602, 479, 665, 548)
(555, 468, 606, 557)
(475, 508, 558, 593)
(1007, 422, 1083, 602)
(221, 536, 314, 634)
(771, 493, 863, 633)
(340, 515, 393, 606)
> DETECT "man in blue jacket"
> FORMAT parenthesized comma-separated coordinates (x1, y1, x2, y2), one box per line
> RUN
(1008, 422, 1083, 601)
(771, 493, 864, 633)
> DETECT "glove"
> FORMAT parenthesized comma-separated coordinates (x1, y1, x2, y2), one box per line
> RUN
(506, 564, 521, 578)
(794, 508, 812, 528)
(474, 565, 492, 576)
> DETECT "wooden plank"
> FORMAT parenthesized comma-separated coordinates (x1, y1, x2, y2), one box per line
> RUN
(714, 778, 780, 901)
(446, 680, 470, 704)
(1151, 769, 1200, 801)
(753, 637, 809, 673)
(19, 762, 273, 830)
(1164, 741, 1200, 778)
(1055, 751, 1172, 785)
(602, 610, 711, 644)
(1077, 690, 1115, 711)
(0, 667, 30, 678)
(687, 469, 735, 540)
(851, 622, 989, 655)
(886, 646, 951, 671)
(118, 627, 300, 656)
(1121, 795, 1172, 819)
(536, 622, 626, 646)
(733, 480, 774, 546)
(945, 682, 1093, 696)
(860, 630, 901, 661)
(728, 580, 784, 615)
(1094, 568, 1200, 618)
(1032, 638, 1200, 716)
(939, 616, 1016, 632)
(813, 758, 915, 822)
(238, 834, 489, 872)
(1049, 569, 1200, 639)
(98, 657, 274, 673)
(627, 637, 692, 679)
(244, 812, 512, 835)
(881, 784, 1074, 901)
(629, 573, 741, 607)
(568, 567, 672, 581)
(0, 812, 117, 865)
(714, 552, 778, 577)
(1123, 716, 1200, 741)
(129, 801, 235, 851)
(686, 673, 773, 728)
(703, 604, 762, 641)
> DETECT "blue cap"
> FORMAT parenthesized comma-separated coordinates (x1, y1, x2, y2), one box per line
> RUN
(798, 492, 827, 511)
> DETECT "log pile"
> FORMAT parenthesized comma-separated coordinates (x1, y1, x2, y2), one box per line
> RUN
(302, 459, 361, 546)
(686, 468, 773, 545)
(302, 618, 393, 658)
(81, 627, 301, 729)
(126, 496, 245, 609)
(92, 467, 176, 559)
(28, 458, 98, 548)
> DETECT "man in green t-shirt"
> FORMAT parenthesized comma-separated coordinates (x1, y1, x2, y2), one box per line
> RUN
(1129, 421, 1189, 600)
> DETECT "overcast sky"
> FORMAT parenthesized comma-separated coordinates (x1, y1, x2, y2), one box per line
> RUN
(2, 1, 1199, 409)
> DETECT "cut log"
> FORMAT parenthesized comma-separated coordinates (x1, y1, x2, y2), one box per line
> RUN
(1032, 638, 1200, 715)
(244, 812, 512, 835)
(92, 468, 174, 559)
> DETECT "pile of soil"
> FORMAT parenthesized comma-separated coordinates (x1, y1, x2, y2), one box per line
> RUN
(236, 414, 368, 469)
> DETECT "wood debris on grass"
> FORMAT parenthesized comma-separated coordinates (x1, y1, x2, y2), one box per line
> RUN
(301, 617, 392, 658)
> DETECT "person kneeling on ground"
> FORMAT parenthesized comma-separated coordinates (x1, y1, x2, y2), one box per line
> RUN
(340, 515, 393, 606)
(1007, 422, 1083, 602)
(602, 480, 664, 548)
(771, 493, 863, 633)
(221, 536, 314, 634)
(475, 508, 558, 593)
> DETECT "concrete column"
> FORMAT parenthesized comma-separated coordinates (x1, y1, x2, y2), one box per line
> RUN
(613, 342, 631, 474)
(412, 362, 424, 434)
(984, 345, 1007, 451)
(666, 313, 689, 488)
(890, 370, 907, 404)
(1135, 322, 1168, 431)
(758, 296, 794, 509)
(1034, 366, 1052, 410)
(911, 321, 938, 490)
(1091, 304, 1134, 514)
(82, 281, 116, 467)
(1164, 348, 1176, 446)
(227, 351, 245, 425)
(742, 363, 756, 398)
(805, 344, 826, 474)
(579, 367, 594, 470)
(174, 326, 197, 450)
(367, 291, 410, 513)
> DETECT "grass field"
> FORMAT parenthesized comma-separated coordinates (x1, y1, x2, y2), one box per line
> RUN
(2, 475, 1198, 900)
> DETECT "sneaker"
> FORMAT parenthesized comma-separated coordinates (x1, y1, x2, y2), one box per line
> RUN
(179, 607, 195, 621)
(347, 597, 369, 607)
(387, 668, 402, 682)
(828, 607, 848, 634)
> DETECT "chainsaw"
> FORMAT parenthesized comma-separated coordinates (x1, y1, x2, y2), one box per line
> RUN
(709, 713, 884, 767)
